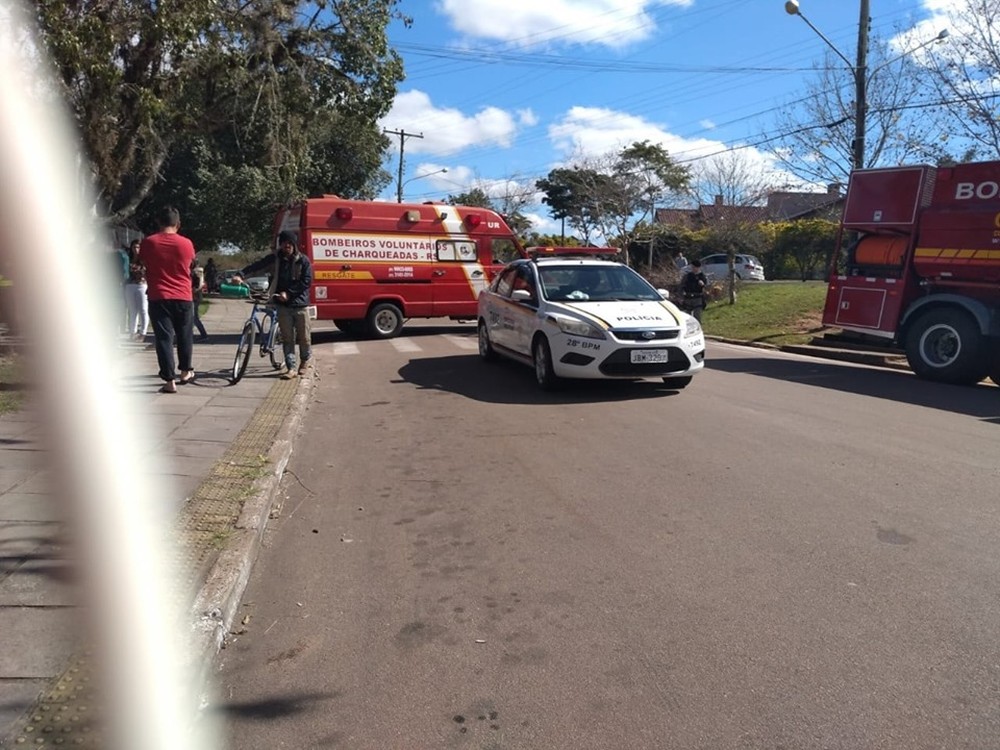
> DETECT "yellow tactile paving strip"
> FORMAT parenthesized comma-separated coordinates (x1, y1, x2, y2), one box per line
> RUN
(8, 378, 299, 747)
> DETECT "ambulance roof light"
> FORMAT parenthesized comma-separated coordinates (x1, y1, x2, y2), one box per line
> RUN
(335, 207, 353, 221)
(404, 210, 420, 222)
(465, 213, 482, 229)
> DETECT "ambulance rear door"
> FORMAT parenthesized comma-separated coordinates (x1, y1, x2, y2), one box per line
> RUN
(431, 238, 489, 316)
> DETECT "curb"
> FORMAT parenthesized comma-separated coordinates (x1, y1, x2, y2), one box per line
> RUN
(188, 373, 315, 696)
(706, 335, 912, 371)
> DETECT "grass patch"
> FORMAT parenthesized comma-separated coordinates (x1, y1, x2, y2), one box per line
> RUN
(0, 354, 27, 415)
(702, 281, 830, 346)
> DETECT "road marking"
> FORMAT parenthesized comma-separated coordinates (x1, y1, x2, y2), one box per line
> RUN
(444, 334, 478, 350)
(391, 338, 422, 353)
(332, 341, 360, 355)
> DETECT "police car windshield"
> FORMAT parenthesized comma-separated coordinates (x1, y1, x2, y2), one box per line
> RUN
(538, 265, 661, 302)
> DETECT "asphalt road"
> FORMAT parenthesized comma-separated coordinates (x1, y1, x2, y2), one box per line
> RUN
(214, 325, 1000, 749)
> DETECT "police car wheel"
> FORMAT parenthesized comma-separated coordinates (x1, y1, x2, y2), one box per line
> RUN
(478, 321, 497, 361)
(367, 303, 403, 339)
(533, 336, 559, 390)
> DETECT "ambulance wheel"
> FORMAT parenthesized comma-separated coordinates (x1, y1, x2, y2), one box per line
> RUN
(334, 319, 363, 336)
(661, 376, 692, 389)
(478, 321, 497, 362)
(905, 308, 989, 385)
(367, 303, 403, 339)
(532, 336, 560, 391)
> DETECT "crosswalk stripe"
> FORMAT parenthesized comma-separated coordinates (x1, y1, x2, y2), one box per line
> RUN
(443, 334, 478, 350)
(391, 338, 422, 352)
(332, 341, 360, 355)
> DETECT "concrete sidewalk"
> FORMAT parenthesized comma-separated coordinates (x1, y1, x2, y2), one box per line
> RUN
(0, 296, 312, 747)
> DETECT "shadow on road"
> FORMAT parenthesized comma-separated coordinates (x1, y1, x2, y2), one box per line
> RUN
(710, 354, 1000, 423)
(212, 691, 340, 721)
(395, 354, 688, 405)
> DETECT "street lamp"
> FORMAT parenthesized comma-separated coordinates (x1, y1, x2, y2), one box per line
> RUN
(785, 0, 870, 171)
(785, 1, 948, 172)
(398, 168, 448, 203)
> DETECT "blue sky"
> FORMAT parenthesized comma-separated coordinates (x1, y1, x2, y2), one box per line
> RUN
(376, 0, 952, 234)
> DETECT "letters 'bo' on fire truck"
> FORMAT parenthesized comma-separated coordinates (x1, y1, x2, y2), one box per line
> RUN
(273, 196, 524, 338)
(823, 161, 1000, 385)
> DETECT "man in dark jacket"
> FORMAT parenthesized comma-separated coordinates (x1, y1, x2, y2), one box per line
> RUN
(238, 231, 313, 378)
(681, 258, 708, 322)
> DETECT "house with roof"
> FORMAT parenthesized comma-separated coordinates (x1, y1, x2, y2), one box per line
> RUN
(655, 184, 844, 229)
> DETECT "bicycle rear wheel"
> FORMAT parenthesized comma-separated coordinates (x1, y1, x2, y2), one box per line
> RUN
(231, 321, 256, 384)
(269, 326, 283, 369)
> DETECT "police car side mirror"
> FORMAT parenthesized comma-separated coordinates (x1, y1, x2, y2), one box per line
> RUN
(658, 288, 670, 300)
(511, 288, 534, 302)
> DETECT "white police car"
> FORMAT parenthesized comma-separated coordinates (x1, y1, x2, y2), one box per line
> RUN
(477, 248, 705, 390)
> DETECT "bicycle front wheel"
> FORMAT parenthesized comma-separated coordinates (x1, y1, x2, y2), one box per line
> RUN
(269, 324, 283, 370)
(232, 321, 256, 384)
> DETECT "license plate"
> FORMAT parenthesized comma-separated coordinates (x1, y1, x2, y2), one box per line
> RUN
(631, 349, 669, 364)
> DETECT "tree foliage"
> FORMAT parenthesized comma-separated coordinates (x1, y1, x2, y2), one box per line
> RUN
(30, 0, 406, 247)
(767, 34, 946, 184)
(447, 181, 533, 237)
(536, 142, 689, 261)
(769, 219, 838, 281)
(925, 0, 1000, 160)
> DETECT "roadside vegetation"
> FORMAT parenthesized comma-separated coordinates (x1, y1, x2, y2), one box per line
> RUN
(701, 281, 829, 347)
(0, 355, 26, 415)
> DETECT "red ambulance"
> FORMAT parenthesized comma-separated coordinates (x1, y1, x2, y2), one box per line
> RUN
(274, 196, 525, 338)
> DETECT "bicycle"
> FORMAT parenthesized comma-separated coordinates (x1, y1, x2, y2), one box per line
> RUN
(231, 293, 284, 384)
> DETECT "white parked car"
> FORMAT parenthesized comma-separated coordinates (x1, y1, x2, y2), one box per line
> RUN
(477, 252, 705, 390)
(687, 253, 765, 281)
(244, 276, 271, 294)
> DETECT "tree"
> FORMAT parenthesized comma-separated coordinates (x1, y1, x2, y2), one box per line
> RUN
(30, 0, 406, 232)
(925, 0, 1000, 160)
(537, 143, 688, 262)
(766, 35, 945, 184)
(770, 219, 838, 281)
(446, 188, 495, 209)
(690, 150, 781, 208)
(601, 141, 690, 264)
(448, 179, 535, 237)
(536, 167, 611, 245)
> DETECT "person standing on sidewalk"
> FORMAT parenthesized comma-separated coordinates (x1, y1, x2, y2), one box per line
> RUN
(125, 239, 149, 341)
(237, 231, 312, 379)
(680, 258, 708, 322)
(140, 206, 196, 393)
(191, 263, 208, 342)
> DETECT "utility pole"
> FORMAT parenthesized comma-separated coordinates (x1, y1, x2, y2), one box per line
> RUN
(853, 0, 870, 171)
(384, 129, 424, 202)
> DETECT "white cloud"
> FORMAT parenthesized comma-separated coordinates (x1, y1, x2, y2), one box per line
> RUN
(435, 0, 692, 49)
(699, 119, 716, 131)
(548, 105, 721, 163)
(518, 109, 539, 127)
(381, 90, 531, 157)
(547, 105, 802, 194)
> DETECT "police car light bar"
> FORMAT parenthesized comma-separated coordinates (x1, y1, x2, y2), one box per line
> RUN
(525, 246, 621, 260)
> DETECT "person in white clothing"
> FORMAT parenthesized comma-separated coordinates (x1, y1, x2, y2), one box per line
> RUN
(124, 239, 149, 341)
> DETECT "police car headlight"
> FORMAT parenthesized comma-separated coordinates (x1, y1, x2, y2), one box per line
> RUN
(685, 316, 702, 337)
(549, 314, 605, 339)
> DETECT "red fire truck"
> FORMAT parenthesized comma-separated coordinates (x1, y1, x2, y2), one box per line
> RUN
(273, 196, 524, 338)
(823, 161, 1000, 384)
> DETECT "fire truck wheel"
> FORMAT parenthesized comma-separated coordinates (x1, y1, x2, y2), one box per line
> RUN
(367, 302, 404, 339)
(478, 321, 498, 361)
(532, 336, 560, 391)
(905, 309, 989, 385)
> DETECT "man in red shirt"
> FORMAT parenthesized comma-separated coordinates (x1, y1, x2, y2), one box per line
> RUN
(140, 206, 196, 393)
